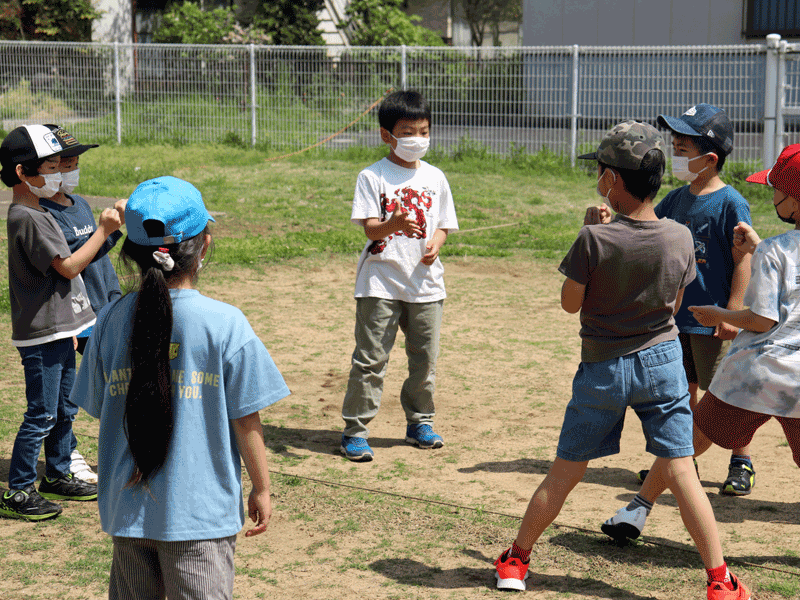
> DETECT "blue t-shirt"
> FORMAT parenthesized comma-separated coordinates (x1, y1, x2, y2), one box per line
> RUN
(72, 289, 290, 541)
(40, 194, 122, 338)
(655, 185, 751, 335)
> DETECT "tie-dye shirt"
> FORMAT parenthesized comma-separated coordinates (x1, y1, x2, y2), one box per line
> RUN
(709, 230, 800, 417)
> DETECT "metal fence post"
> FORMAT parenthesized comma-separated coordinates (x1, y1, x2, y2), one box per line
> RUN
(570, 44, 579, 167)
(401, 45, 407, 91)
(114, 42, 122, 145)
(250, 44, 257, 147)
(775, 39, 789, 161)
(764, 33, 781, 168)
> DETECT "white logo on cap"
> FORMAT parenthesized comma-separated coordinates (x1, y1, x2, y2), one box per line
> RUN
(684, 106, 697, 116)
(708, 131, 715, 138)
(43, 133, 63, 152)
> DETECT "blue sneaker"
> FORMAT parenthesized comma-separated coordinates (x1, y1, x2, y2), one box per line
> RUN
(340, 436, 374, 462)
(405, 424, 444, 449)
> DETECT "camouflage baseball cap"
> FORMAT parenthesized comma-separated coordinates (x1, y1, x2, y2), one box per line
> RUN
(578, 121, 665, 170)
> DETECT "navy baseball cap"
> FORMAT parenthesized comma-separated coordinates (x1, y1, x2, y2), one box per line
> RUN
(45, 124, 99, 157)
(657, 104, 734, 156)
(125, 176, 215, 246)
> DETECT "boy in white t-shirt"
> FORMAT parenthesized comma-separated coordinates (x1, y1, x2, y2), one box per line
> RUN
(340, 90, 459, 462)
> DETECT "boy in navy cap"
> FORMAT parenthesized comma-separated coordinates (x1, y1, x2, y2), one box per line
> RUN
(39, 124, 125, 485)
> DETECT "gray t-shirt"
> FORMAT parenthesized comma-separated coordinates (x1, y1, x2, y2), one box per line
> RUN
(559, 214, 696, 363)
(7, 203, 95, 345)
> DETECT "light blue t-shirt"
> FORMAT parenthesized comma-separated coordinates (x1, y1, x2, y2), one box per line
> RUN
(72, 289, 290, 541)
(709, 230, 800, 418)
(655, 184, 752, 335)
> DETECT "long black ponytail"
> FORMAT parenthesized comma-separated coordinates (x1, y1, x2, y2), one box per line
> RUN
(119, 226, 210, 486)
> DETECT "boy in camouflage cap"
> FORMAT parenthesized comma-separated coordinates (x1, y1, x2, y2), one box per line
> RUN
(493, 121, 751, 600)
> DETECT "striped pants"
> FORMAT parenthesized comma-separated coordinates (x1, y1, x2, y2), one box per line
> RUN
(109, 535, 237, 600)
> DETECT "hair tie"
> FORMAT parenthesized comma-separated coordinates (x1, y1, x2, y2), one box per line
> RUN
(152, 247, 175, 271)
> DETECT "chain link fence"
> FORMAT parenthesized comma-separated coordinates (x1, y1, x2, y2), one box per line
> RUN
(1, 39, 797, 165)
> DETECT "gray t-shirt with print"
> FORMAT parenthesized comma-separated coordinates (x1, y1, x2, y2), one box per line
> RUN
(7, 203, 95, 345)
(559, 214, 696, 363)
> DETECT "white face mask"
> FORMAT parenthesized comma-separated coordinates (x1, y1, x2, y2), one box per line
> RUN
(60, 168, 80, 194)
(25, 172, 62, 198)
(596, 169, 615, 201)
(671, 153, 712, 182)
(391, 135, 430, 163)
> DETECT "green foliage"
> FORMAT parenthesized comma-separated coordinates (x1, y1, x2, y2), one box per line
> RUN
(459, 0, 522, 46)
(343, 0, 446, 46)
(153, 2, 235, 44)
(0, 79, 73, 121)
(0, 0, 99, 41)
(253, 0, 325, 46)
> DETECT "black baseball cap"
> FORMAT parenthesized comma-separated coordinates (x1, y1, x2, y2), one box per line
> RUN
(45, 124, 99, 157)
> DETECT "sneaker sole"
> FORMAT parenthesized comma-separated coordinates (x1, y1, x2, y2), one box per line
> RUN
(404, 436, 444, 449)
(719, 486, 752, 496)
(0, 506, 62, 521)
(496, 574, 527, 591)
(39, 491, 98, 502)
(601, 521, 641, 542)
(339, 445, 374, 462)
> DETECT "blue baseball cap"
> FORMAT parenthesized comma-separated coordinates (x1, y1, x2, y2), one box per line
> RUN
(125, 176, 214, 246)
(657, 103, 734, 156)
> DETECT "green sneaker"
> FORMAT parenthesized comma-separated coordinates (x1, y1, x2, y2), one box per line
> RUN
(39, 473, 98, 501)
(0, 485, 62, 521)
(720, 462, 755, 496)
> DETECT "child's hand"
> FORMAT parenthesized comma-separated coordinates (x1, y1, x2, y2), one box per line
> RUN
(98, 207, 122, 234)
(422, 238, 442, 265)
(390, 202, 422, 238)
(244, 488, 272, 537)
(114, 198, 127, 226)
(733, 222, 760, 255)
(688, 305, 724, 327)
(584, 203, 612, 225)
(714, 322, 739, 340)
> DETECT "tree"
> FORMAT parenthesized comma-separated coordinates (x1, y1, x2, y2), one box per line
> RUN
(459, 0, 521, 47)
(152, 1, 235, 44)
(253, 0, 325, 46)
(0, 0, 100, 41)
(343, 0, 446, 46)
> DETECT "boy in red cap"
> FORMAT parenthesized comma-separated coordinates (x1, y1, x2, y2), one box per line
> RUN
(602, 145, 800, 565)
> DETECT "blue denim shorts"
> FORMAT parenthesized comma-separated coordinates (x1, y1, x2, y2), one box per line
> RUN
(556, 339, 694, 462)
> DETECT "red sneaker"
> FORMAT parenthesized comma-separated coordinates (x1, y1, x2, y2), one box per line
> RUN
(707, 572, 751, 600)
(494, 548, 529, 591)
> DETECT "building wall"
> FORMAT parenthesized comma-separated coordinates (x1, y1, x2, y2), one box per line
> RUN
(523, 0, 746, 46)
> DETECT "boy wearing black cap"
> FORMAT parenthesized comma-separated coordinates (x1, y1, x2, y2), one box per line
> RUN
(39, 125, 126, 484)
(0, 125, 121, 521)
(494, 121, 750, 600)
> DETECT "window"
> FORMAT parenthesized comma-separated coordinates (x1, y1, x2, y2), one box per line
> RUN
(744, 0, 800, 37)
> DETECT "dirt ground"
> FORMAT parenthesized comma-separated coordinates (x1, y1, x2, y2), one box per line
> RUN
(1, 255, 798, 599)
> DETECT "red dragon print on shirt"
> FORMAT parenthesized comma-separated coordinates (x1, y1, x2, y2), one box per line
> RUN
(368, 186, 433, 255)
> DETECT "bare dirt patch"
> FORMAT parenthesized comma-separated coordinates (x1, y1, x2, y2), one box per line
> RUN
(1, 255, 797, 599)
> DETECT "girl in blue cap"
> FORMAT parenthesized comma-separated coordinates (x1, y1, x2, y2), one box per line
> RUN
(72, 176, 290, 600)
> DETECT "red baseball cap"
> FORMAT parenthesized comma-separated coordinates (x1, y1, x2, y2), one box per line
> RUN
(747, 144, 800, 200)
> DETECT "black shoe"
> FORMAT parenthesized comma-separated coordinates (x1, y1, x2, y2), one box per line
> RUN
(636, 459, 699, 485)
(39, 473, 98, 501)
(720, 462, 755, 496)
(0, 485, 63, 521)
